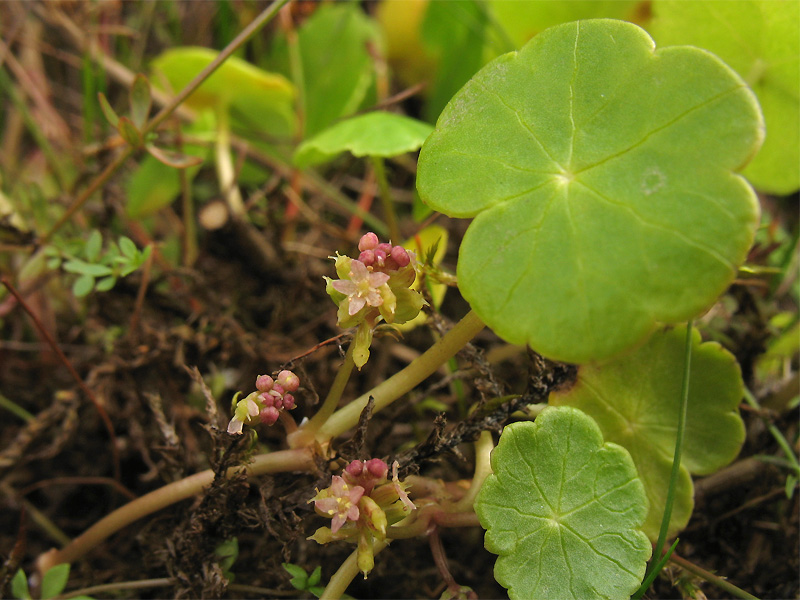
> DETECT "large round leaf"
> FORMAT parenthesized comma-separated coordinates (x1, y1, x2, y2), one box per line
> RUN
(651, 0, 800, 195)
(417, 19, 763, 363)
(550, 325, 746, 539)
(476, 406, 651, 600)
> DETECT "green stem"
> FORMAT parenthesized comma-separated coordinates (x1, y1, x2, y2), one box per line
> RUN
(36, 447, 314, 573)
(288, 344, 355, 448)
(320, 540, 389, 600)
(317, 310, 485, 442)
(669, 554, 758, 600)
(371, 156, 400, 243)
(743, 388, 800, 475)
(649, 321, 693, 577)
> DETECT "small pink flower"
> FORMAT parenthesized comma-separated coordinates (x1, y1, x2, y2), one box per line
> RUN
(277, 370, 300, 392)
(314, 476, 365, 533)
(331, 260, 390, 316)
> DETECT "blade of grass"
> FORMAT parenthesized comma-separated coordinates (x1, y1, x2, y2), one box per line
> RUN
(646, 322, 693, 580)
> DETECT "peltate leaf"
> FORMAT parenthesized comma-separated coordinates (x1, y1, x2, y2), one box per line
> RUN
(476, 406, 651, 600)
(417, 19, 763, 363)
(294, 112, 433, 168)
(650, 0, 800, 195)
(549, 325, 746, 539)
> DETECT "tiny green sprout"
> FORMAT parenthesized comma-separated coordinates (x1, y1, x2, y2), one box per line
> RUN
(12, 564, 93, 600)
(283, 563, 349, 599)
(214, 537, 238, 582)
(53, 232, 152, 298)
(325, 232, 425, 368)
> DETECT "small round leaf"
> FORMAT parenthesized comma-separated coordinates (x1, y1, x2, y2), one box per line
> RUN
(476, 406, 651, 600)
(294, 112, 433, 168)
(417, 19, 763, 363)
(550, 325, 746, 539)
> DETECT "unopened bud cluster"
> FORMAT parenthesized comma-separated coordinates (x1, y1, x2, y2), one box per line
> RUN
(325, 233, 425, 368)
(227, 370, 300, 434)
(309, 459, 415, 577)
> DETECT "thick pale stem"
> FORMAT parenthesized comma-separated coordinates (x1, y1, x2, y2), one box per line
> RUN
(453, 430, 494, 512)
(288, 344, 355, 448)
(320, 540, 389, 600)
(317, 310, 485, 442)
(214, 108, 246, 218)
(36, 447, 314, 573)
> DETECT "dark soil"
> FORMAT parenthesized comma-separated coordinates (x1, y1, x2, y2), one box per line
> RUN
(0, 3, 798, 600)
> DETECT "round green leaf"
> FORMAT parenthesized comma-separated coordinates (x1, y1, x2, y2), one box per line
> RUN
(417, 19, 763, 363)
(651, 0, 800, 195)
(150, 47, 296, 137)
(476, 406, 651, 600)
(294, 112, 433, 168)
(489, 0, 641, 48)
(550, 325, 745, 539)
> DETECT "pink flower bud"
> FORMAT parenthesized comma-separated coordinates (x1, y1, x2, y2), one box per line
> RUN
(376, 243, 392, 256)
(256, 374, 274, 392)
(358, 232, 379, 252)
(259, 406, 280, 425)
(345, 459, 365, 478)
(271, 384, 285, 397)
(373, 249, 387, 266)
(277, 370, 300, 392)
(390, 246, 410, 268)
(283, 394, 295, 410)
(259, 392, 275, 407)
(358, 250, 375, 266)
(365, 458, 389, 479)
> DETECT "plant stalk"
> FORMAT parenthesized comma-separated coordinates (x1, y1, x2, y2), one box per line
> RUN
(669, 553, 758, 600)
(371, 156, 401, 243)
(214, 108, 246, 217)
(320, 540, 389, 600)
(317, 310, 485, 442)
(36, 447, 314, 573)
(288, 343, 355, 448)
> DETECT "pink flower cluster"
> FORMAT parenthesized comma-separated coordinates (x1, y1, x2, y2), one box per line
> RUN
(255, 370, 299, 425)
(357, 232, 411, 272)
(227, 370, 300, 434)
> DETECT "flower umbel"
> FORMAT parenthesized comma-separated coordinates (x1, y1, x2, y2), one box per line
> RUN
(227, 370, 300, 434)
(325, 232, 425, 369)
(308, 459, 416, 578)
